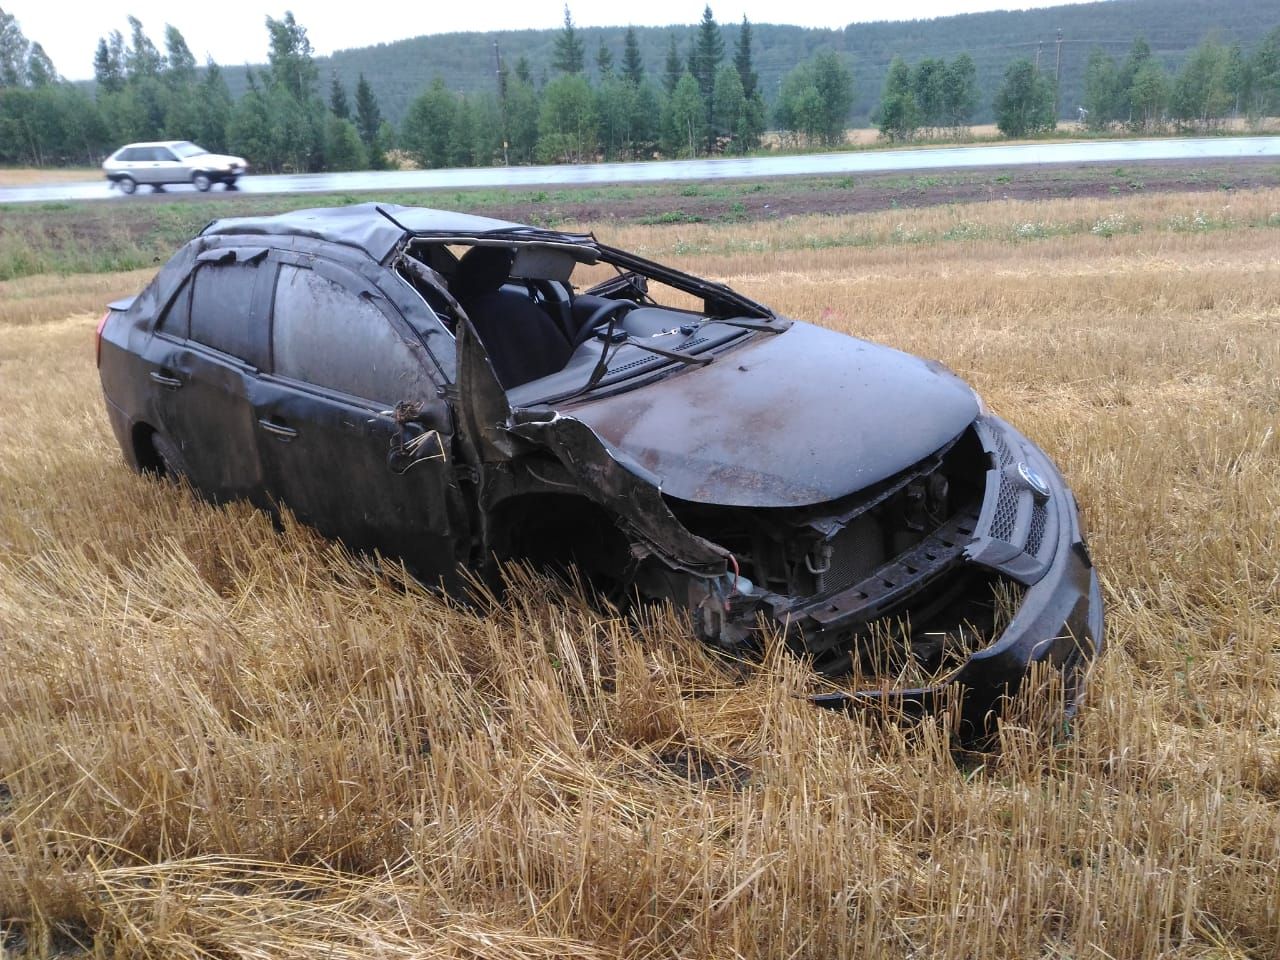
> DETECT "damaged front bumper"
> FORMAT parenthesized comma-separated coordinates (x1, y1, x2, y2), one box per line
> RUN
(500, 404, 1102, 737)
(697, 415, 1105, 735)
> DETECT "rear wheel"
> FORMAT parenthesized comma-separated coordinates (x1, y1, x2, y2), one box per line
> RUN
(117, 176, 137, 195)
(150, 432, 189, 482)
(192, 172, 212, 192)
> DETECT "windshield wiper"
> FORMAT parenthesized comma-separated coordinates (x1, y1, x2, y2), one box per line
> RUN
(707, 317, 786, 334)
(558, 318, 713, 402)
(618, 335, 714, 366)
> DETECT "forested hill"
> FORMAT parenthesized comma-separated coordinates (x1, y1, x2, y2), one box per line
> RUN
(219, 0, 1278, 126)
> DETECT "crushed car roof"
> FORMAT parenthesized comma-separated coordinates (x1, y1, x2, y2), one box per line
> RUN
(200, 202, 597, 264)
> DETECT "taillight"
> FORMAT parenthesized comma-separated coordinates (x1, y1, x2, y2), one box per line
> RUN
(95, 311, 110, 368)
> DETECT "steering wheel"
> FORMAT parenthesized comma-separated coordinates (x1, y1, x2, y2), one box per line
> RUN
(570, 299, 636, 349)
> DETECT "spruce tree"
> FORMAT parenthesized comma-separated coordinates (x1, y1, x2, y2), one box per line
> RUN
(329, 73, 350, 119)
(354, 73, 382, 148)
(689, 6, 724, 151)
(595, 41, 613, 79)
(552, 5, 585, 74)
(663, 34, 682, 95)
(622, 27, 644, 86)
(733, 15, 757, 100)
(689, 6, 723, 104)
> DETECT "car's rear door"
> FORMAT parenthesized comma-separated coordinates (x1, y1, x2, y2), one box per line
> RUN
(253, 253, 469, 586)
(141, 246, 272, 502)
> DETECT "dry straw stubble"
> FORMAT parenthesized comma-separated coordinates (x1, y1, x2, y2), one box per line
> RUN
(2, 188, 1278, 958)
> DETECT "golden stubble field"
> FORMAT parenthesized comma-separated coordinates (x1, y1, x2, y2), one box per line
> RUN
(1, 189, 1278, 959)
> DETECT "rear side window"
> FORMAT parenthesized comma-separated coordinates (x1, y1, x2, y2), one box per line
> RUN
(189, 261, 268, 367)
(156, 279, 191, 338)
(272, 264, 431, 404)
(115, 147, 139, 161)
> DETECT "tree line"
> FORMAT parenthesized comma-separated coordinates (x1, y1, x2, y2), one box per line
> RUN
(394, 6, 853, 167)
(1081, 33, 1280, 132)
(254, 0, 1279, 130)
(1, 3, 1279, 172)
(0, 4, 853, 170)
(877, 29, 1280, 141)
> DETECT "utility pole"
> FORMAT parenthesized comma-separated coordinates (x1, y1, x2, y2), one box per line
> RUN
(494, 38, 509, 165)
(1035, 39, 1043, 71)
(1054, 29, 1063, 119)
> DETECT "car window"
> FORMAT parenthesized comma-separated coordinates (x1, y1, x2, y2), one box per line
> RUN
(156, 278, 192, 339)
(116, 147, 139, 162)
(172, 142, 204, 158)
(154, 147, 177, 162)
(189, 261, 268, 367)
(272, 264, 432, 404)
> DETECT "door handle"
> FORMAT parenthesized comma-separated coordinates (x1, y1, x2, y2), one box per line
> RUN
(258, 418, 298, 441)
(149, 370, 182, 389)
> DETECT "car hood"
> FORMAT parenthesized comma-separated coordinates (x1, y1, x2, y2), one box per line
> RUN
(193, 153, 245, 167)
(560, 321, 978, 508)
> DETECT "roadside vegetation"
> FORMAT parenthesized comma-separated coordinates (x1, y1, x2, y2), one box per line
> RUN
(4, 160, 1280, 281)
(1, 186, 1278, 958)
(2, 3, 1278, 176)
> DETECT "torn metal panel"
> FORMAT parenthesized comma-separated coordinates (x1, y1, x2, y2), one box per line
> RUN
(509, 414, 730, 578)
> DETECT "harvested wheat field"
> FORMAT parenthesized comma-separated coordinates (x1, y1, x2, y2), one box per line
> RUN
(2, 187, 1278, 959)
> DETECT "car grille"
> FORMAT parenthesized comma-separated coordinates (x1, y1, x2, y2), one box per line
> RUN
(991, 472, 1020, 542)
(1024, 501, 1049, 556)
(975, 418, 1054, 561)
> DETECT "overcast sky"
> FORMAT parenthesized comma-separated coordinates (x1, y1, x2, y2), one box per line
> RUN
(7, 0, 1090, 81)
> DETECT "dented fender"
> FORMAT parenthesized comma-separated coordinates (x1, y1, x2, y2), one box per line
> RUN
(509, 414, 730, 579)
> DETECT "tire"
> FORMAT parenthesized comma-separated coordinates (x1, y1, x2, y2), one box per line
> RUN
(192, 172, 212, 192)
(150, 432, 189, 482)
(117, 176, 137, 195)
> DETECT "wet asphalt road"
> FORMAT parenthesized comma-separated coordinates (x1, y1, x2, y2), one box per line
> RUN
(4, 136, 1278, 205)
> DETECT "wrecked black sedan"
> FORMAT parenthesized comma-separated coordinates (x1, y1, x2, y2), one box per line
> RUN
(97, 203, 1102, 730)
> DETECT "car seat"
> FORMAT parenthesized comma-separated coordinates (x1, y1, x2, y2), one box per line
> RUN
(452, 246, 574, 388)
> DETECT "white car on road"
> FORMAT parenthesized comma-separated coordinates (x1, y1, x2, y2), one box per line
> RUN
(103, 140, 247, 194)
